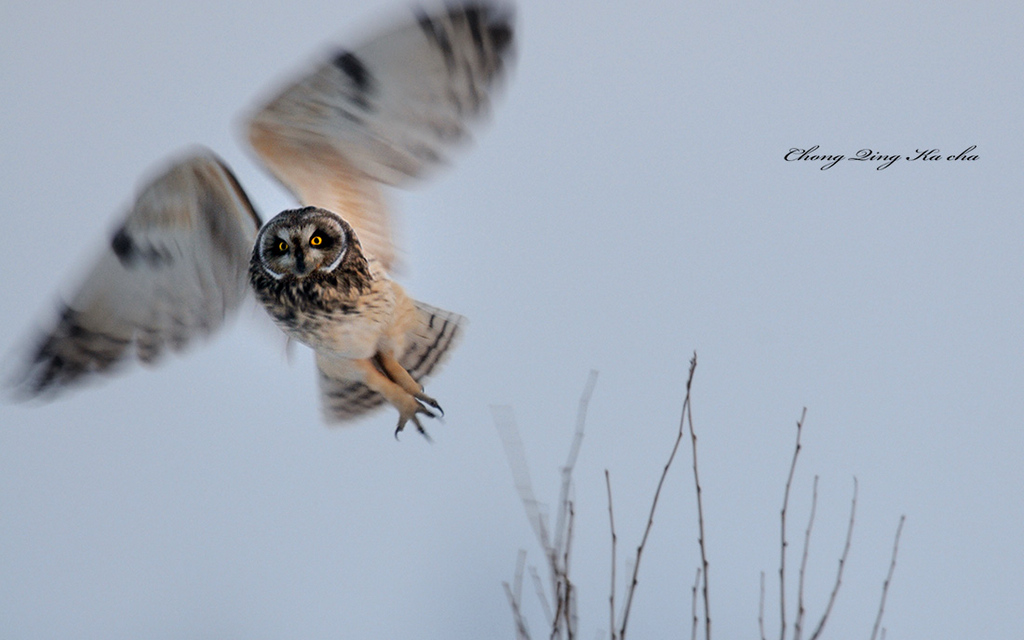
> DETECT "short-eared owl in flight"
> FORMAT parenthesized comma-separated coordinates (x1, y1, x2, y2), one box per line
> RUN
(11, 2, 514, 438)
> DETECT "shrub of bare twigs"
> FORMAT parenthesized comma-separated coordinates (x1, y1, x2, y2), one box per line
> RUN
(493, 355, 905, 640)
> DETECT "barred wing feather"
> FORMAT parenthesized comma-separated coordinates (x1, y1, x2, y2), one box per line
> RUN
(13, 151, 261, 397)
(246, 2, 514, 269)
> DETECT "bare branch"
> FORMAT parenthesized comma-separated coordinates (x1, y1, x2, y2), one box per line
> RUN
(505, 553, 532, 640)
(555, 372, 598, 556)
(551, 373, 597, 640)
(514, 550, 527, 604)
(807, 477, 858, 640)
(779, 407, 807, 640)
(759, 572, 767, 640)
(496, 372, 598, 640)
(562, 501, 577, 640)
(794, 475, 820, 640)
(551, 574, 565, 640)
(691, 567, 702, 640)
(686, 354, 711, 640)
(493, 405, 552, 553)
(619, 354, 698, 639)
(605, 470, 618, 640)
(504, 582, 531, 640)
(870, 515, 906, 640)
(530, 565, 554, 628)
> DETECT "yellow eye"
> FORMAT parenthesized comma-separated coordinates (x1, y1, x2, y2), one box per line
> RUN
(310, 235, 322, 246)
(277, 241, 289, 252)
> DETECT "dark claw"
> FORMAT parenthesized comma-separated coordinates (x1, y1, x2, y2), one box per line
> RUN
(413, 418, 434, 444)
(394, 402, 438, 442)
(416, 402, 438, 420)
(415, 392, 444, 417)
(424, 397, 444, 417)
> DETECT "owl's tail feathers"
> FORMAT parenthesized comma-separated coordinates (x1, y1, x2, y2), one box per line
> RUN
(316, 301, 465, 425)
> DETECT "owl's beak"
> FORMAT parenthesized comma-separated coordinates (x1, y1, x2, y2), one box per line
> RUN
(293, 248, 312, 276)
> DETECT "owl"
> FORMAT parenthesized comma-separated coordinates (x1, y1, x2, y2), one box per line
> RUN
(249, 206, 454, 436)
(10, 2, 514, 438)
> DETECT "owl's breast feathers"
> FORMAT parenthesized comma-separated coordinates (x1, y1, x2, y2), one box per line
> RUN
(249, 247, 398, 358)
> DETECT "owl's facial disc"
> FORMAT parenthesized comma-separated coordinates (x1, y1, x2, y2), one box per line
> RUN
(258, 209, 349, 279)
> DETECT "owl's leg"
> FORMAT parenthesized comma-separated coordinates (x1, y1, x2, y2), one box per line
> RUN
(374, 351, 444, 416)
(353, 358, 437, 439)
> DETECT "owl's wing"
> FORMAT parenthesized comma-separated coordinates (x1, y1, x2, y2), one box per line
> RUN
(246, 2, 514, 269)
(316, 300, 464, 423)
(12, 151, 262, 398)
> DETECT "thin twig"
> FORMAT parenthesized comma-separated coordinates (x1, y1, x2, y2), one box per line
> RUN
(794, 475, 819, 640)
(495, 372, 598, 640)
(779, 408, 807, 640)
(550, 372, 598, 640)
(690, 567, 702, 640)
(562, 501, 577, 640)
(605, 470, 617, 640)
(685, 354, 711, 640)
(512, 548, 528, 602)
(870, 515, 906, 640)
(504, 581, 532, 640)
(807, 477, 857, 640)
(493, 406, 551, 553)
(618, 355, 698, 639)
(505, 552, 532, 640)
(554, 372, 598, 557)
(759, 572, 767, 640)
(550, 501, 569, 640)
(530, 565, 554, 628)
(552, 575, 565, 640)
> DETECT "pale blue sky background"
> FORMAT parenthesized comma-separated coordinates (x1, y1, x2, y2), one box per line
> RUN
(2, 1, 1022, 638)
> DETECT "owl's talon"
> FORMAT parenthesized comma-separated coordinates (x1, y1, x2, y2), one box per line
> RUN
(415, 391, 444, 417)
(411, 416, 434, 443)
(394, 402, 437, 441)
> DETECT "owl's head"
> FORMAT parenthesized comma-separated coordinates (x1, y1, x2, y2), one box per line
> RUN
(252, 206, 359, 280)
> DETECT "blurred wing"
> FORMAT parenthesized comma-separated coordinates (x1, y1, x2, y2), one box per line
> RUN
(246, 2, 515, 269)
(13, 151, 262, 397)
(316, 300, 464, 423)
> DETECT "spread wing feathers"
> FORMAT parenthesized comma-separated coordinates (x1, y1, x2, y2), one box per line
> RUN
(13, 151, 262, 398)
(246, 1, 515, 268)
(316, 300, 464, 423)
